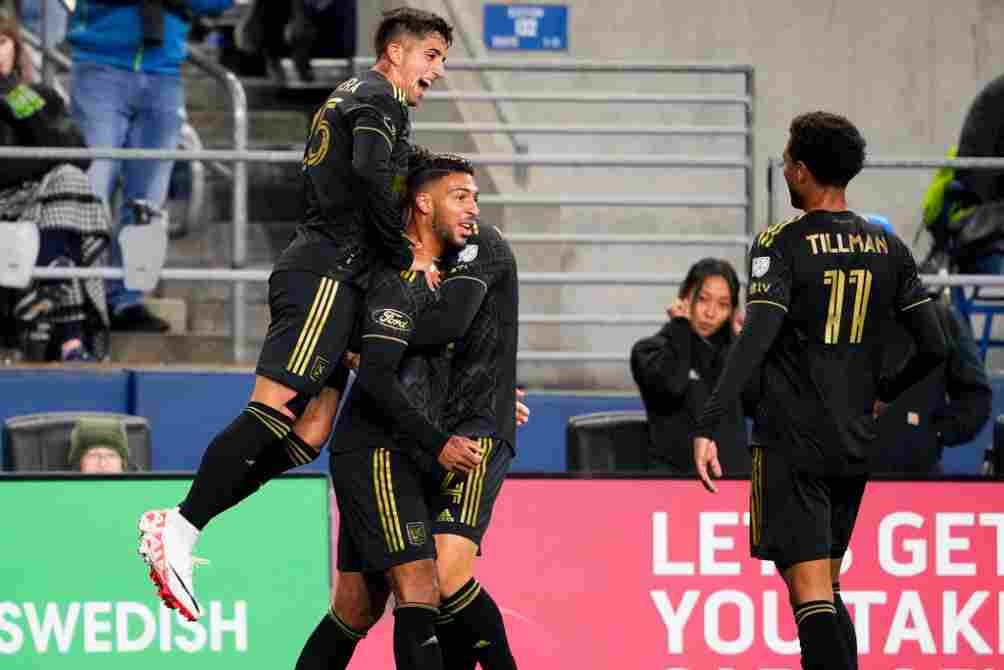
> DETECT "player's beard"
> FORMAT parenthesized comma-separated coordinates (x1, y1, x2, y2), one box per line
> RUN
(433, 219, 465, 251)
(787, 182, 805, 210)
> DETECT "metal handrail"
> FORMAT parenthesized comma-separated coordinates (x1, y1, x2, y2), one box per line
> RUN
(412, 122, 750, 136)
(480, 195, 747, 208)
(765, 156, 1004, 227)
(26, 266, 1003, 288)
(506, 233, 751, 245)
(316, 56, 755, 75)
(0, 146, 748, 169)
(422, 91, 751, 105)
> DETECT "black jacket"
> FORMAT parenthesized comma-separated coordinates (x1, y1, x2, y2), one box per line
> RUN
(957, 73, 1004, 205)
(0, 79, 89, 191)
(631, 318, 752, 474)
(874, 300, 991, 473)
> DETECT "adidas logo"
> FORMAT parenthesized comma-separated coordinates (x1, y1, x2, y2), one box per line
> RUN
(473, 640, 491, 649)
(437, 510, 454, 522)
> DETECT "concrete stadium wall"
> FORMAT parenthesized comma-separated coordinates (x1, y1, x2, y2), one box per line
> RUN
(400, 0, 1004, 384)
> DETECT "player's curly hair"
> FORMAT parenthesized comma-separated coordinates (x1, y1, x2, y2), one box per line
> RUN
(405, 148, 474, 198)
(787, 111, 867, 188)
(374, 7, 454, 57)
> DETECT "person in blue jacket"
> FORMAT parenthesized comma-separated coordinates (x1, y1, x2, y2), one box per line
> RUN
(66, 0, 232, 332)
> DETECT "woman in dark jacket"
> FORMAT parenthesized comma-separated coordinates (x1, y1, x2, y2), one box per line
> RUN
(0, 11, 110, 361)
(631, 258, 752, 475)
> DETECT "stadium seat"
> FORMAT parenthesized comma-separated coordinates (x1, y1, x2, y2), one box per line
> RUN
(566, 410, 649, 472)
(2, 412, 151, 472)
(992, 415, 1004, 478)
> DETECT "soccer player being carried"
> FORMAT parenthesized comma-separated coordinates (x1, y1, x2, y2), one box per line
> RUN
(137, 8, 461, 622)
(693, 112, 948, 670)
(296, 155, 522, 670)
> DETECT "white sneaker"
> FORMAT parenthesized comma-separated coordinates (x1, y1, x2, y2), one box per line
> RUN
(138, 508, 205, 621)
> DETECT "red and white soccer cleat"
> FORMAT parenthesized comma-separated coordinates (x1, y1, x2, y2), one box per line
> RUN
(138, 508, 205, 621)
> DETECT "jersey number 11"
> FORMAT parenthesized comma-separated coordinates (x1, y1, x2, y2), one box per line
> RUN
(823, 269, 873, 344)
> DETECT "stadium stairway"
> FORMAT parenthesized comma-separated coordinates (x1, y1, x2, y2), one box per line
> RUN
(112, 4, 752, 390)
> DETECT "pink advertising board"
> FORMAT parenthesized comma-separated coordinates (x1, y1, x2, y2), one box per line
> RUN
(331, 479, 1004, 669)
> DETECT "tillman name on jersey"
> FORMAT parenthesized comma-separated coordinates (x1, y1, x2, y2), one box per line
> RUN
(805, 232, 889, 256)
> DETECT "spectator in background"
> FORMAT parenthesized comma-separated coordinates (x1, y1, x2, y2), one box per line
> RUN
(951, 73, 1004, 276)
(236, 0, 356, 82)
(874, 293, 991, 474)
(69, 416, 130, 473)
(66, 0, 232, 332)
(631, 258, 752, 475)
(0, 11, 110, 361)
(866, 214, 991, 474)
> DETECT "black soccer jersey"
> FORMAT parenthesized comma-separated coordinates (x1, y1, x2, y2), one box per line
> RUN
(700, 210, 933, 472)
(331, 267, 450, 456)
(440, 226, 520, 448)
(273, 70, 415, 279)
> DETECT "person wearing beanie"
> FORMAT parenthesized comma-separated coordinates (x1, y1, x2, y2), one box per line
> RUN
(69, 417, 130, 473)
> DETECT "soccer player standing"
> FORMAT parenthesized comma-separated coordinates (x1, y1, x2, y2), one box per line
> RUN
(299, 153, 484, 670)
(137, 8, 454, 622)
(693, 112, 948, 670)
(426, 222, 520, 670)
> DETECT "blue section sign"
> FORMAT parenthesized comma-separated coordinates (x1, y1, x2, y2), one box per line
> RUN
(484, 4, 568, 51)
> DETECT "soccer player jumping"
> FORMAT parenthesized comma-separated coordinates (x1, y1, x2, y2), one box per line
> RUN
(693, 112, 948, 670)
(136, 8, 464, 623)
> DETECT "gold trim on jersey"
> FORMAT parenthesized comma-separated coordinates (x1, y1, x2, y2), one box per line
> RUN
(353, 125, 394, 153)
(901, 296, 932, 312)
(374, 449, 404, 552)
(400, 271, 417, 282)
(287, 278, 338, 376)
(361, 333, 409, 346)
(441, 275, 488, 292)
(460, 438, 494, 526)
(750, 447, 763, 547)
(746, 299, 789, 312)
(757, 214, 802, 248)
(244, 405, 291, 440)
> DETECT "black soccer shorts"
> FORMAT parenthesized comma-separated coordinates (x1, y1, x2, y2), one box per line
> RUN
(255, 270, 361, 396)
(332, 447, 437, 573)
(749, 445, 868, 569)
(430, 437, 513, 548)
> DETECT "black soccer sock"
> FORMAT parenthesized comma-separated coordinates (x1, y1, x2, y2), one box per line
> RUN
(793, 600, 847, 670)
(233, 430, 322, 501)
(435, 610, 477, 670)
(178, 402, 293, 530)
(393, 604, 443, 670)
(441, 578, 517, 670)
(832, 583, 858, 670)
(295, 608, 366, 670)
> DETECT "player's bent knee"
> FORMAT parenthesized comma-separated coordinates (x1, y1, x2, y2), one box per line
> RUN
(389, 559, 440, 606)
(434, 534, 477, 596)
(250, 376, 299, 420)
(332, 572, 388, 630)
(782, 559, 834, 604)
